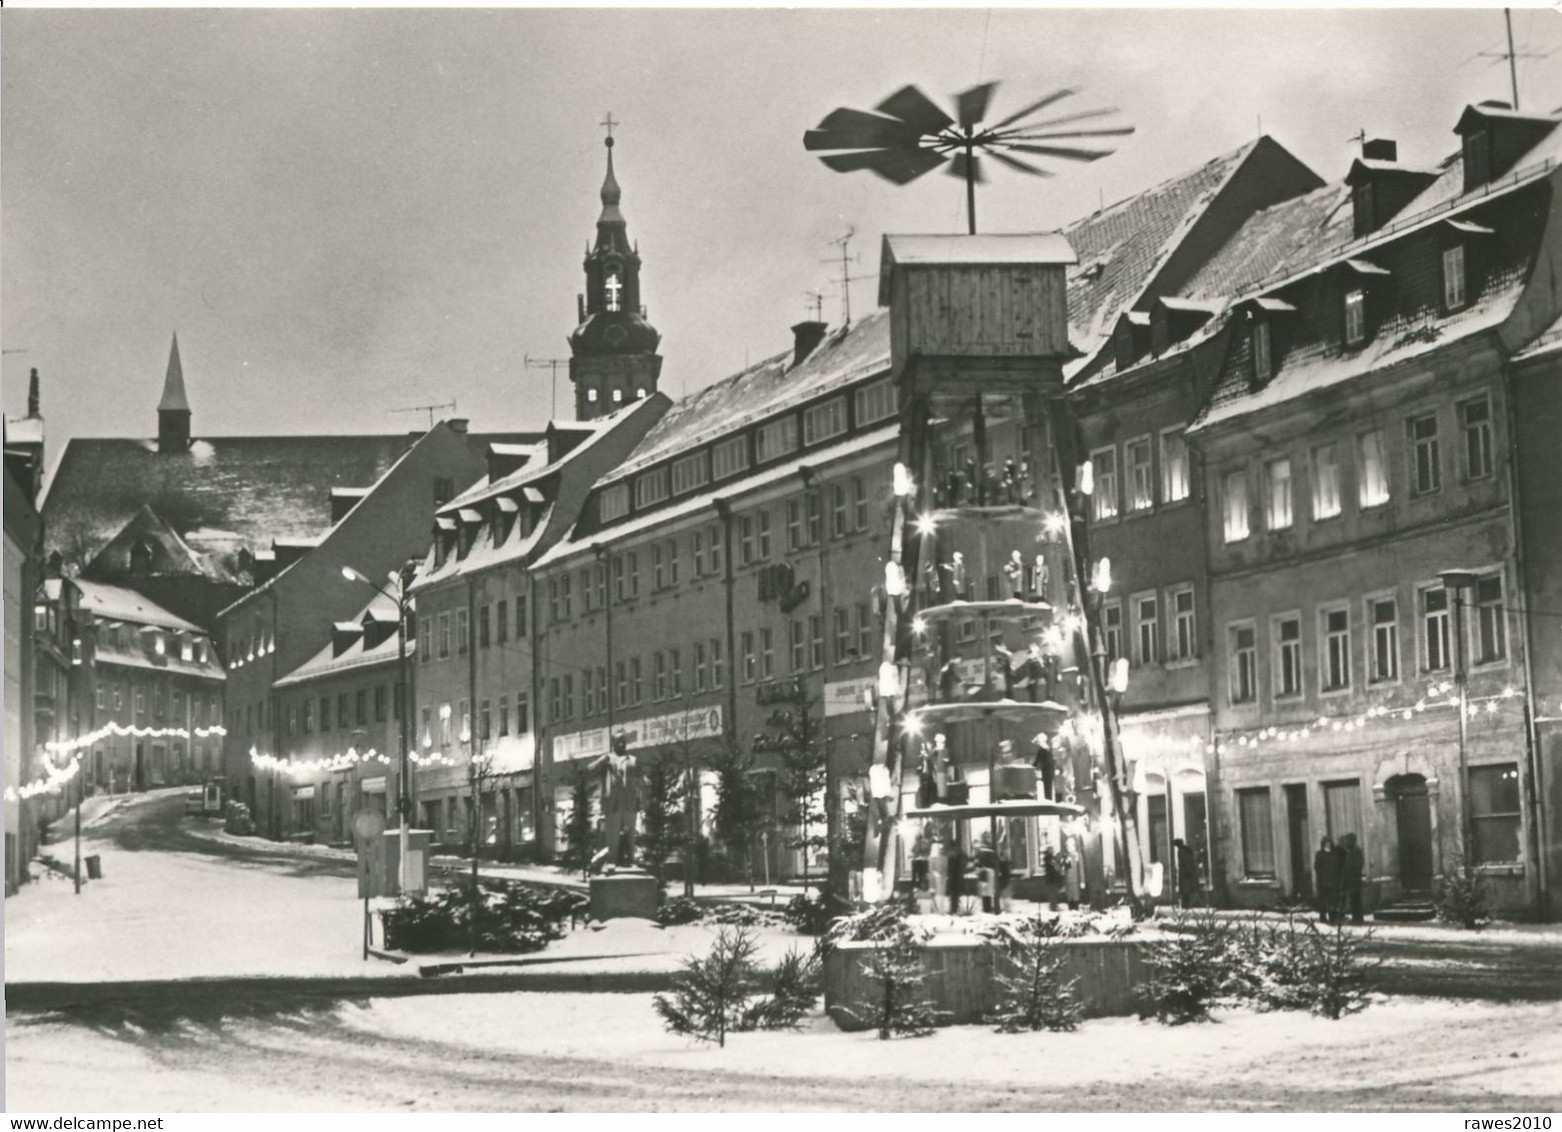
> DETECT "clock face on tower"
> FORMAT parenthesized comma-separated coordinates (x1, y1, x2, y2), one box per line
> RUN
(605, 325, 627, 347)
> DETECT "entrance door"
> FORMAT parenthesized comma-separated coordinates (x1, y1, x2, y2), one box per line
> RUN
(1181, 791, 1209, 889)
(1284, 784, 1312, 897)
(1389, 775, 1433, 894)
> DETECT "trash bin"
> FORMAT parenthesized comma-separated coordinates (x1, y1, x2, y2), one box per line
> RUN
(85, 855, 102, 880)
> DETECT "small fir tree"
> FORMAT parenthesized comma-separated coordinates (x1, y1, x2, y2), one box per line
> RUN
(710, 743, 766, 889)
(638, 751, 688, 886)
(1139, 912, 1236, 1025)
(742, 947, 822, 1031)
(1305, 918, 1376, 1020)
(850, 936, 941, 1040)
(561, 763, 595, 877)
(985, 915, 1086, 1033)
(758, 695, 829, 888)
(653, 926, 762, 1047)
(1436, 852, 1490, 930)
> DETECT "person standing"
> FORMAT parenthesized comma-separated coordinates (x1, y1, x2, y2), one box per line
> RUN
(1340, 832, 1366, 924)
(1313, 835, 1339, 924)
(1173, 837, 1200, 909)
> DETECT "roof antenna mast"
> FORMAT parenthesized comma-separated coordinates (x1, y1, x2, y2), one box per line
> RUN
(390, 401, 457, 429)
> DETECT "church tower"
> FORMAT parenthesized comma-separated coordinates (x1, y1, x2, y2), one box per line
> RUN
(157, 332, 192, 453)
(567, 120, 662, 422)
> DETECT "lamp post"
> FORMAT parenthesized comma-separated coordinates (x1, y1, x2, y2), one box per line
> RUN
(341, 564, 416, 894)
(1439, 569, 1477, 866)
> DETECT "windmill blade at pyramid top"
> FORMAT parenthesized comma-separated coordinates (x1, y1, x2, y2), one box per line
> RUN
(955, 82, 998, 128)
(875, 85, 954, 133)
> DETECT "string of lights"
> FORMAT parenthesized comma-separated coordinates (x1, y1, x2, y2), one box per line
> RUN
(43, 721, 227, 758)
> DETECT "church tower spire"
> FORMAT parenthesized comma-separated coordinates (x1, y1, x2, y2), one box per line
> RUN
(567, 116, 662, 422)
(157, 332, 192, 453)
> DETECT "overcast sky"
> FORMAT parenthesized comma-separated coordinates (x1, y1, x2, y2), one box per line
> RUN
(5, 7, 1561, 450)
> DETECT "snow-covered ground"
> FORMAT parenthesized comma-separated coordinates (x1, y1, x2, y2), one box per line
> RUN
(8, 993, 1559, 1112)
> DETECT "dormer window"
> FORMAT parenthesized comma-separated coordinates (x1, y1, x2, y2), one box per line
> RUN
(1251, 319, 1273, 384)
(1351, 182, 1375, 238)
(1442, 244, 1468, 311)
(1343, 289, 1367, 347)
(1114, 326, 1136, 372)
(1462, 128, 1490, 190)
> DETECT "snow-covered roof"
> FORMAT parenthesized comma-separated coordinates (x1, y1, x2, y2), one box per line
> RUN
(1514, 311, 1562, 361)
(274, 594, 406, 688)
(878, 234, 1076, 301)
(73, 578, 203, 633)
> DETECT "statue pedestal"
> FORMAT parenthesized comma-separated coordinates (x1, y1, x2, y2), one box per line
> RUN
(589, 870, 660, 920)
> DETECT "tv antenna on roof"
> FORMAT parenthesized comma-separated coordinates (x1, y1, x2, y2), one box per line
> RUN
(804, 290, 826, 322)
(525, 355, 571, 420)
(822, 227, 875, 326)
(391, 401, 457, 429)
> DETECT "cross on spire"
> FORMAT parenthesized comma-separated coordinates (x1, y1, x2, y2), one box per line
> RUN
(600, 111, 620, 143)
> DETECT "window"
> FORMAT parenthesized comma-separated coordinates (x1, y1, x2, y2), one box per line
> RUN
(1410, 413, 1441, 495)
(1229, 623, 1257, 704)
(709, 523, 724, 576)
(496, 600, 509, 644)
(1126, 437, 1153, 512)
(549, 678, 560, 725)
(1343, 288, 1366, 347)
(1351, 182, 1375, 236)
(1460, 396, 1493, 480)
(1470, 764, 1522, 865)
(760, 628, 775, 680)
(599, 483, 630, 522)
(479, 700, 492, 741)
(617, 661, 629, 707)
(805, 493, 823, 545)
(758, 510, 772, 558)
(438, 614, 451, 659)
(1222, 469, 1249, 542)
(1369, 596, 1399, 683)
(790, 619, 807, 672)
(1252, 319, 1273, 382)
(457, 609, 470, 654)
(627, 552, 639, 598)
(654, 652, 667, 701)
(802, 397, 847, 446)
(1237, 788, 1275, 878)
(739, 516, 755, 566)
(604, 270, 622, 312)
(755, 416, 798, 462)
(741, 631, 757, 684)
(630, 657, 643, 704)
(786, 499, 804, 552)
(1463, 129, 1490, 187)
(1102, 600, 1123, 661)
(853, 476, 870, 530)
(669, 651, 681, 698)
(1091, 448, 1118, 522)
(1475, 574, 1506, 664)
(1421, 586, 1451, 673)
(356, 689, 368, 726)
(1358, 430, 1389, 508)
(375, 685, 388, 722)
(499, 700, 509, 737)
(594, 564, 606, 609)
(1155, 429, 1189, 505)
(1274, 615, 1302, 699)
(1265, 458, 1293, 530)
(1134, 594, 1159, 666)
(1321, 606, 1351, 691)
(809, 614, 825, 670)
(1170, 586, 1197, 661)
(1442, 244, 1467, 311)
(516, 692, 529, 734)
(478, 606, 491, 649)
(856, 602, 874, 660)
(854, 377, 897, 426)
(833, 607, 852, 664)
(711, 436, 749, 480)
(1311, 444, 1342, 519)
(635, 467, 670, 509)
(710, 637, 725, 689)
(516, 597, 527, 640)
(652, 543, 666, 590)
(830, 484, 848, 538)
(320, 696, 332, 731)
(671, 452, 709, 496)
(694, 641, 708, 691)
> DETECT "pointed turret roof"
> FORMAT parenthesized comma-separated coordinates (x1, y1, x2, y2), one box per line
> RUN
(597, 137, 625, 228)
(158, 333, 190, 413)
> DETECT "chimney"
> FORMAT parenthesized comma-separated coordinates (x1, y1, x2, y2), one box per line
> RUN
(446, 418, 469, 435)
(791, 320, 828, 368)
(487, 443, 532, 484)
(27, 368, 40, 419)
(330, 487, 369, 524)
(1362, 138, 1397, 162)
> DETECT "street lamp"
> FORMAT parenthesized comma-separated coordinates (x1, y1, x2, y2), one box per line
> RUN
(341, 563, 417, 894)
(1439, 569, 1477, 867)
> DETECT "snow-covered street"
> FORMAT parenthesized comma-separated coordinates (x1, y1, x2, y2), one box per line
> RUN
(9, 991, 1561, 1112)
